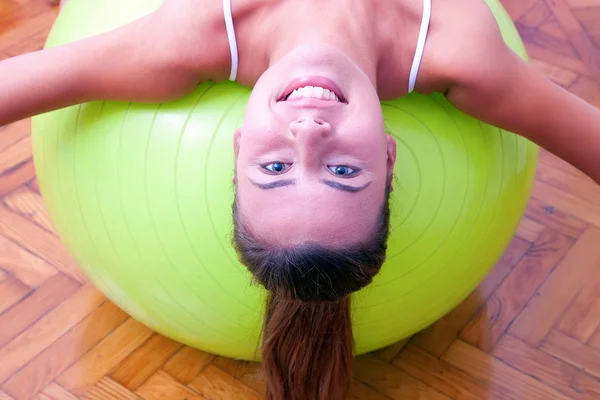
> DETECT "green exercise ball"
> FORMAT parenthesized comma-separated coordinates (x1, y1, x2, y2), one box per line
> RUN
(31, 0, 536, 359)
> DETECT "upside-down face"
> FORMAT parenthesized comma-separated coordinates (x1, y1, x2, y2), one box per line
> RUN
(234, 43, 396, 247)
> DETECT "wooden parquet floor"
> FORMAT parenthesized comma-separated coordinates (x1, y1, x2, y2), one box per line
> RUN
(1, 0, 600, 399)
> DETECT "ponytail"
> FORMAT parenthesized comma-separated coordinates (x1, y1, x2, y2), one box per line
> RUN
(232, 180, 391, 399)
(262, 293, 353, 400)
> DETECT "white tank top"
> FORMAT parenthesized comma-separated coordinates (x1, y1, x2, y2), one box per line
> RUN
(223, 0, 432, 94)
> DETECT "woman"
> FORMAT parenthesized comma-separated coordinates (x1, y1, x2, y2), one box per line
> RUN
(1, 0, 599, 398)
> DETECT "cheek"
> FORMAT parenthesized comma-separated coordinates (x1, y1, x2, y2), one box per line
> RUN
(244, 98, 267, 128)
(241, 110, 274, 144)
(342, 127, 388, 169)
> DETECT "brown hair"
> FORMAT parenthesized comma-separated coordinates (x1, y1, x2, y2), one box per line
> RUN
(232, 186, 391, 400)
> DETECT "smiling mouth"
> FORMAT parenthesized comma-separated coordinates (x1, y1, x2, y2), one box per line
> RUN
(283, 85, 345, 103)
(279, 77, 348, 104)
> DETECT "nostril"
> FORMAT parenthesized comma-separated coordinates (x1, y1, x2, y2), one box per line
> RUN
(314, 120, 324, 126)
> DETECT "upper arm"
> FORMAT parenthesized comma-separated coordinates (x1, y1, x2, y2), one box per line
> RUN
(440, 0, 523, 120)
(0, 13, 195, 127)
(440, 3, 600, 183)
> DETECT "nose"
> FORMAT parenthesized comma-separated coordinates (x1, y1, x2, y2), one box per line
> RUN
(288, 117, 332, 140)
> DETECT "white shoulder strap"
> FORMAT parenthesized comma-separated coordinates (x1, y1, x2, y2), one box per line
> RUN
(223, 0, 239, 81)
(408, 0, 432, 93)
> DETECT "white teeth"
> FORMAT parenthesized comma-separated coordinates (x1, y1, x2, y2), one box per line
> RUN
(325, 89, 336, 101)
(285, 86, 342, 102)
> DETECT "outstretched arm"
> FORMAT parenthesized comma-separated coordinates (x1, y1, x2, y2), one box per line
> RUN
(443, 8, 600, 184)
(0, 6, 211, 127)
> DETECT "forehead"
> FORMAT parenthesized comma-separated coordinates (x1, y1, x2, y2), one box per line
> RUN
(235, 181, 385, 246)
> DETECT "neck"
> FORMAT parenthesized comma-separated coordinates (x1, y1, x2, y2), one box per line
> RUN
(230, 0, 383, 88)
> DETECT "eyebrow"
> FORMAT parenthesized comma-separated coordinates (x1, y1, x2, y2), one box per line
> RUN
(250, 179, 371, 193)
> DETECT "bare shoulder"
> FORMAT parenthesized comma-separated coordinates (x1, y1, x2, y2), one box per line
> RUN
(416, 0, 514, 93)
(154, 0, 232, 80)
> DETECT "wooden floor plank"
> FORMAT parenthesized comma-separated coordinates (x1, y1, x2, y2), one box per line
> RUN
(0, 9, 55, 50)
(520, 0, 553, 29)
(0, 277, 31, 315)
(110, 334, 182, 391)
(37, 383, 77, 400)
(515, 216, 546, 241)
(569, 74, 600, 103)
(508, 227, 600, 346)
(353, 356, 451, 400)
(529, 57, 580, 87)
(4, 27, 52, 57)
(82, 377, 142, 400)
(2, 301, 126, 400)
(0, 235, 57, 288)
(26, 177, 40, 195)
(211, 357, 266, 396)
(554, 266, 600, 343)
(573, 6, 600, 46)
(493, 334, 600, 400)
(524, 195, 588, 239)
(0, 273, 78, 349)
(161, 346, 215, 385)
(540, 14, 570, 37)
(0, 204, 87, 283)
(376, 338, 410, 363)
(0, 157, 35, 198)
(348, 380, 393, 400)
(412, 236, 531, 356)
(519, 22, 580, 58)
(541, 330, 600, 379)
(0, 136, 31, 177)
(0, 0, 56, 25)
(0, 283, 103, 383)
(524, 39, 595, 76)
(56, 318, 154, 396)
(568, 0, 600, 7)
(459, 230, 573, 352)
(3, 186, 58, 235)
(589, 326, 600, 349)
(0, 390, 14, 400)
(31, 393, 52, 400)
(442, 340, 571, 399)
(537, 150, 600, 206)
(544, 0, 600, 75)
(393, 344, 509, 400)
(0, 120, 30, 154)
(531, 179, 600, 227)
(189, 365, 263, 400)
(501, 0, 539, 20)
(134, 371, 203, 400)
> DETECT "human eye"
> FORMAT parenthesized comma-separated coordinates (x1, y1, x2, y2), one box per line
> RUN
(262, 162, 293, 174)
(327, 165, 360, 177)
